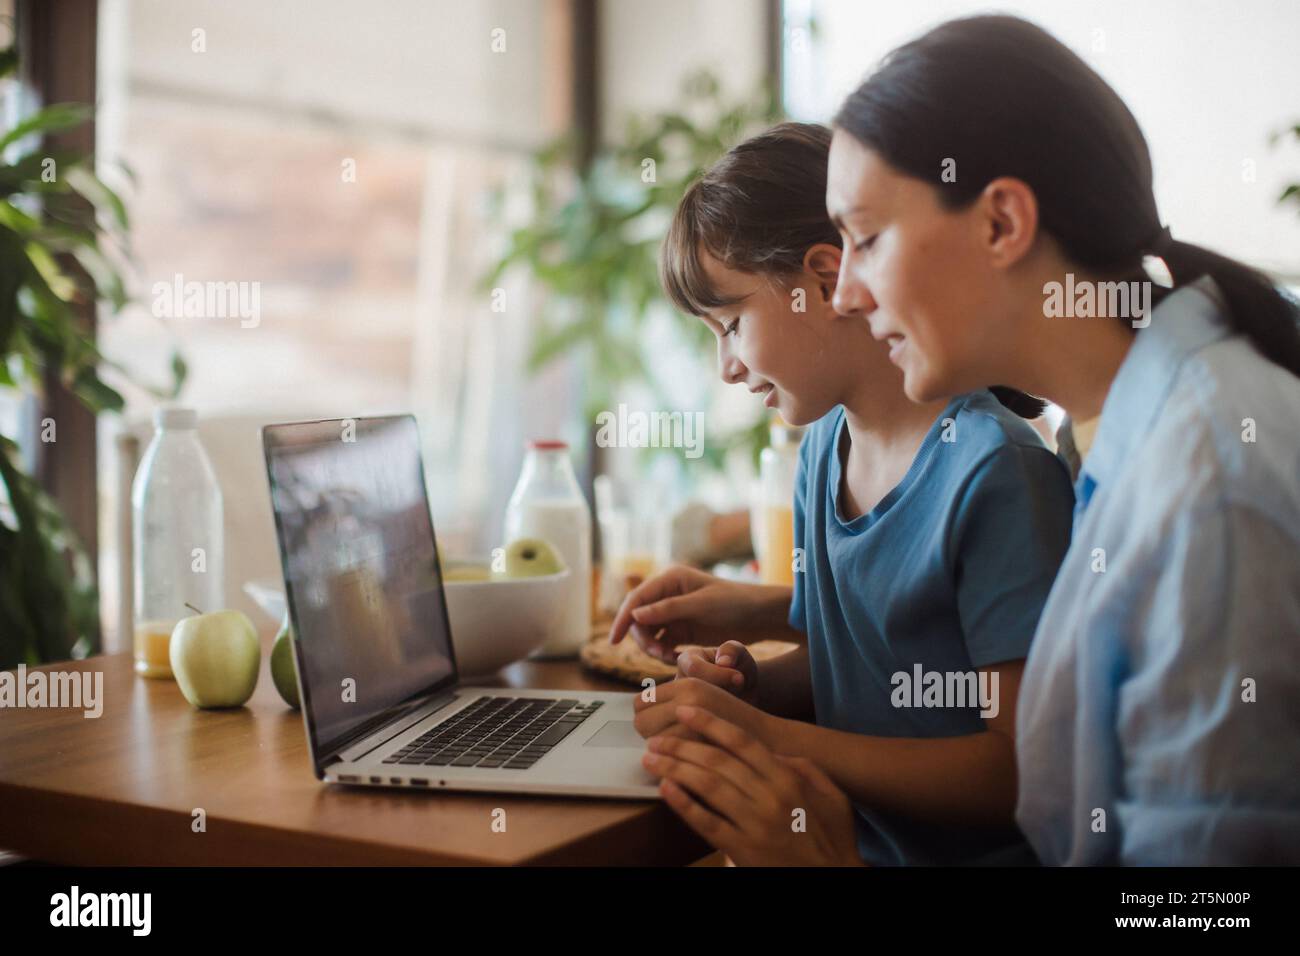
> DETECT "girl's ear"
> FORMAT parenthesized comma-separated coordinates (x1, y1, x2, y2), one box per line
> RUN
(803, 243, 843, 303)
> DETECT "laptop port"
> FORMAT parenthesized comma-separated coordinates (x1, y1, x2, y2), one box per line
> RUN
(409, 778, 429, 787)
(390, 777, 402, 784)
(369, 776, 382, 784)
(338, 775, 359, 783)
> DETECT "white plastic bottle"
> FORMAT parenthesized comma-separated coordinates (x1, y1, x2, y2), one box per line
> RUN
(131, 407, 225, 678)
(503, 440, 592, 657)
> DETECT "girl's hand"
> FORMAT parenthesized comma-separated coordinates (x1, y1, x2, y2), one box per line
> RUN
(676, 641, 759, 705)
(643, 705, 864, 867)
(608, 565, 770, 662)
(633, 675, 769, 743)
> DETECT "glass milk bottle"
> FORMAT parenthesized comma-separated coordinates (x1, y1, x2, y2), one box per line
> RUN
(131, 407, 225, 678)
(503, 440, 592, 657)
(756, 417, 804, 586)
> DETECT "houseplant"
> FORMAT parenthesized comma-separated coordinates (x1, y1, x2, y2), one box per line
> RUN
(482, 71, 781, 471)
(0, 45, 182, 668)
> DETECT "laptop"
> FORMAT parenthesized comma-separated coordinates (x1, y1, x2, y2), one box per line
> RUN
(262, 414, 659, 798)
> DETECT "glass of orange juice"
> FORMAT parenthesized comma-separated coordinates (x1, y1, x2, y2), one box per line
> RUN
(134, 619, 178, 678)
(755, 416, 804, 586)
(594, 474, 671, 615)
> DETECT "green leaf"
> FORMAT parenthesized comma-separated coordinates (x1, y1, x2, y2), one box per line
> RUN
(63, 165, 129, 231)
(169, 350, 188, 397)
(0, 148, 82, 197)
(0, 103, 92, 154)
(69, 364, 125, 413)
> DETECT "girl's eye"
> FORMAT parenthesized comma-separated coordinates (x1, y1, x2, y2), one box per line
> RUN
(854, 235, 877, 252)
(722, 318, 740, 337)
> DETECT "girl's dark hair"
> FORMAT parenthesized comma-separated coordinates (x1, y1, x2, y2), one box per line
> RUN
(661, 122, 839, 316)
(834, 14, 1300, 378)
(661, 121, 1047, 418)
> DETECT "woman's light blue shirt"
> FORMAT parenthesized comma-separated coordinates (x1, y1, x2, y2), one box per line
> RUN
(1016, 277, 1300, 864)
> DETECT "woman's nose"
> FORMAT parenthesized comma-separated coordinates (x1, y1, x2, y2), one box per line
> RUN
(832, 263, 876, 318)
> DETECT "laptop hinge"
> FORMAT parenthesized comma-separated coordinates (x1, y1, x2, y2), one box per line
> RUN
(326, 690, 459, 765)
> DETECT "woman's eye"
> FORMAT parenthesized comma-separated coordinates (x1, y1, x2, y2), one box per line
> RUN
(722, 318, 740, 337)
(854, 235, 877, 252)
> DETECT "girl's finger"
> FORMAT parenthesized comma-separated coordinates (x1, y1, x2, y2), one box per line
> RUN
(628, 623, 672, 657)
(677, 651, 742, 688)
(609, 570, 684, 643)
(630, 591, 701, 627)
(715, 639, 747, 667)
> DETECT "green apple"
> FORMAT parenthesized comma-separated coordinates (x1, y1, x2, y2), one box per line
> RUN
(270, 614, 300, 709)
(169, 609, 260, 709)
(494, 537, 565, 579)
(444, 563, 492, 583)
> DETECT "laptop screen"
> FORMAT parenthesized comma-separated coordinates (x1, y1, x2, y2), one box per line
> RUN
(263, 416, 456, 763)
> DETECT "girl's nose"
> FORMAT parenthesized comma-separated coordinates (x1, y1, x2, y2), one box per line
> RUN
(718, 340, 747, 385)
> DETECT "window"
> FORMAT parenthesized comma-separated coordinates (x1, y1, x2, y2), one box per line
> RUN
(92, 0, 583, 636)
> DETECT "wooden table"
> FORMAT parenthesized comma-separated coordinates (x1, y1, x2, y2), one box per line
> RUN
(0, 641, 710, 866)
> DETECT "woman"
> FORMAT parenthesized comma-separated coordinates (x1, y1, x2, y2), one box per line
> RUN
(653, 14, 1300, 865)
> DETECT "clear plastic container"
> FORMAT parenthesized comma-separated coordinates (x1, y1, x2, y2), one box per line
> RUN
(755, 417, 804, 586)
(131, 407, 225, 678)
(503, 440, 592, 657)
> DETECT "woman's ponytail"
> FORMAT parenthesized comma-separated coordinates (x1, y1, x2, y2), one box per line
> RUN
(1159, 239, 1300, 378)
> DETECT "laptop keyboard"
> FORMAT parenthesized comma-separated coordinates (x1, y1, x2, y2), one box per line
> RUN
(383, 696, 603, 770)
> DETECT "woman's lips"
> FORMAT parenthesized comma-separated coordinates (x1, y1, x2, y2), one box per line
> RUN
(751, 383, 777, 407)
(886, 335, 905, 363)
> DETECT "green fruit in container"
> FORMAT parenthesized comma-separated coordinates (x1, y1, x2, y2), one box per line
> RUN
(495, 538, 565, 578)
(170, 609, 260, 709)
(444, 564, 492, 582)
(271, 613, 300, 709)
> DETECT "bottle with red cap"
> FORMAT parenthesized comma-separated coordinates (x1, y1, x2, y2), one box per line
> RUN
(503, 440, 592, 657)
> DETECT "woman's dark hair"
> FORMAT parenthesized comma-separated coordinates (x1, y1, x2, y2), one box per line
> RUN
(661, 121, 1047, 417)
(834, 14, 1300, 378)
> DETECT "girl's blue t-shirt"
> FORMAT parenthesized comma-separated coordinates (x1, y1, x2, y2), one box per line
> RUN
(788, 390, 1074, 865)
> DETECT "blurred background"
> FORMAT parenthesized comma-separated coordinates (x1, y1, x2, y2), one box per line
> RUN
(1, 0, 1298, 665)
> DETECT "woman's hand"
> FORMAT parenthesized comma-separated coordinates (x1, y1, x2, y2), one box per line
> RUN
(608, 565, 786, 662)
(643, 705, 864, 867)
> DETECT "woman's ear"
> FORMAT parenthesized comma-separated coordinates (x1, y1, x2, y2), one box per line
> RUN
(978, 177, 1039, 269)
(803, 243, 843, 304)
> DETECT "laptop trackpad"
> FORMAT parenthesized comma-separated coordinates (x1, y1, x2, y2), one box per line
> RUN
(583, 721, 643, 748)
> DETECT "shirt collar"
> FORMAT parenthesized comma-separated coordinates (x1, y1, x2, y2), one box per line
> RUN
(1076, 276, 1231, 507)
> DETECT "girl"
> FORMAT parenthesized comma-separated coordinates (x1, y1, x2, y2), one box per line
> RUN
(611, 122, 1075, 865)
